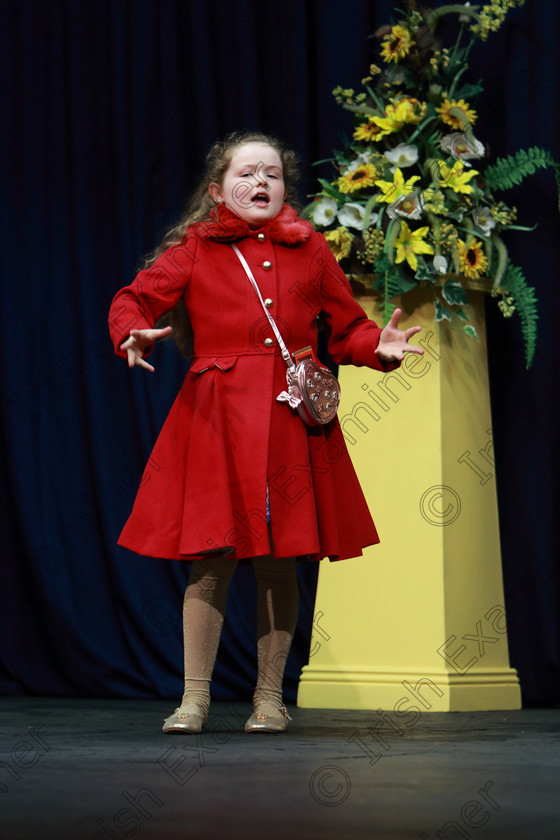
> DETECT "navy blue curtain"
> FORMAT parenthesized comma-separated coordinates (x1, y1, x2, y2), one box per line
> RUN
(1, 0, 558, 706)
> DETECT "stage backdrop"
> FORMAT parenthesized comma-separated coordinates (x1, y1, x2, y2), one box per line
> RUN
(1, 0, 558, 707)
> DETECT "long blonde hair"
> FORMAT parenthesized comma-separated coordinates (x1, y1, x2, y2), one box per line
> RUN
(148, 131, 301, 356)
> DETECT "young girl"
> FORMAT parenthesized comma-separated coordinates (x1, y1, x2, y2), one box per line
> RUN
(108, 131, 423, 734)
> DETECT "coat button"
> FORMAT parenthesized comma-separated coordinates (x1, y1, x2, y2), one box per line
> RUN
(257, 233, 266, 242)
(264, 298, 273, 308)
(262, 260, 272, 270)
(264, 337, 274, 347)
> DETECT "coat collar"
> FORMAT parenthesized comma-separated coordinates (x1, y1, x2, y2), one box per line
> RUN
(190, 202, 313, 245)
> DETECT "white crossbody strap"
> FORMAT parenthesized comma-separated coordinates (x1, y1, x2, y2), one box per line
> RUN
(230, 244, 294, 369)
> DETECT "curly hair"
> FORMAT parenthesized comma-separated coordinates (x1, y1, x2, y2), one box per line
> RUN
(146, 131, 301, 356)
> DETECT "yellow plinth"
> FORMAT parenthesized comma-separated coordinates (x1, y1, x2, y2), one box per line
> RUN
(297, 287, 521, 712)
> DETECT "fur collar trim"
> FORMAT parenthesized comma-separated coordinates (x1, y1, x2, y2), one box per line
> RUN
(190, 203, 313, 245)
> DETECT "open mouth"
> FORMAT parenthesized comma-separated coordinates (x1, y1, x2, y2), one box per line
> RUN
(252, 191, 270, 206)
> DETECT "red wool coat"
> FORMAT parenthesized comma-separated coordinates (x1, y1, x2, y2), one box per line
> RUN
(108, 203, 398, 564)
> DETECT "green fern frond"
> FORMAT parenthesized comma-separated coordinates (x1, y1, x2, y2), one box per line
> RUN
(380, 269, 403, 325)
(500, 261, 539, 368)
(484, 147, 560, 208)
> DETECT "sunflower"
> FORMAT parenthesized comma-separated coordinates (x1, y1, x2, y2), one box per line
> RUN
(380, 24, 413, 64)
(457, 237, 488, 279)
(394, 222, 434, 272)
(354, 119, 384, 142)
(324, 226, 353, 262)
(336, 163, 378, 193)
(436, 98, 478, 130)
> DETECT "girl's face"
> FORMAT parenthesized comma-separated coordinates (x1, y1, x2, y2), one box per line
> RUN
(209, 142, 286, 228)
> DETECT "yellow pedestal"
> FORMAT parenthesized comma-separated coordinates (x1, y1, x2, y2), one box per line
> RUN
(297, 287, 521, 712)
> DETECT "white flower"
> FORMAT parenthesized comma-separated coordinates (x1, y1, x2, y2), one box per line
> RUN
(341, 152, 374, 175)
(384, 143, 419, 173)
(352, 150, 375, 165)
(337, 202, 370, 230)
(433, 255, 448, 275)
(387, 191, 423, 221)
(472, 206, 496, 235)
(441, 131, 485, 166)
(311, 198, 338, 227)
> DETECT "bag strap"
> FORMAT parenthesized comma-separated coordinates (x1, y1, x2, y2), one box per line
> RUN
(230, 244, 294, 369)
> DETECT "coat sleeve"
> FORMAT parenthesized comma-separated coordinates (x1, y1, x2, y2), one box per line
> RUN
(108, 232, 200, 358)
(311, 235, 400, 372)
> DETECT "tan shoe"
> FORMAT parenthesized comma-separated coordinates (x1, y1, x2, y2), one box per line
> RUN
(162, 704, 207, 734)
(245, 703, 292, 733)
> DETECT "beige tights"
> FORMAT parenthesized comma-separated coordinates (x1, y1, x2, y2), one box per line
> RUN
(252, 553, 299, 711)
(179, 549, 299, 717)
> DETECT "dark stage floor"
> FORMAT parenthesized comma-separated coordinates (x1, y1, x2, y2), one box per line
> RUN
(0, 698, 558, 840)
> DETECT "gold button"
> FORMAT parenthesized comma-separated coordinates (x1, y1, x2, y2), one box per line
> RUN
(262, 260, 272, 270)
(264, 337, 274, 347)
(257, 233, 266, 242)
(264, 298, 273, 308)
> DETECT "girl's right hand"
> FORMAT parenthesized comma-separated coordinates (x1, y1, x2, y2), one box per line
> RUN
(120, 326, 173, 372)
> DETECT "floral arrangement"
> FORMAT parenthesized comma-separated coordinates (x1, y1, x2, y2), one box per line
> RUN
(307, 0, 559, 366)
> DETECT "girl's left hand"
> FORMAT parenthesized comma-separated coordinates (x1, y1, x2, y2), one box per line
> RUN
(375, 308, 424, 363)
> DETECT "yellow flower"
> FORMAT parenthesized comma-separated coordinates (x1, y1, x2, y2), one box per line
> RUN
(436, 98, 478, 130)
(375, 167, 421, 204)
(471, 0, 524, 41)
(392, 97, 427, 125)
(353, 119, 384, 143)
(372, 97, 427, 137)
(422, 187, 446, 215)
(324, 226, 353, 262)
(457, 237, 488, 279)
(380, 24, 413, 64)
(336, 163, 378, 193)
(432, 160, 479, 194)
(371, 105, 403, 138)
(394, 222, 434, 272)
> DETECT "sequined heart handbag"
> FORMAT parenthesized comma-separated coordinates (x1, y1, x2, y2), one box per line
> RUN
(230, 244, 340, 426)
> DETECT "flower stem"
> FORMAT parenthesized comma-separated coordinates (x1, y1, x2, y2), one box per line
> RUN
(425, 4, 482, 32)
(408, 115, 438, 145)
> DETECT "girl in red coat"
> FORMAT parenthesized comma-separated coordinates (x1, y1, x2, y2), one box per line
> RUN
(108, 131, 423, 734)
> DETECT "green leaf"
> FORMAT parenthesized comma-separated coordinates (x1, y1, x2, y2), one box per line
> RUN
(380, 271, 399, 325)
(490, 233, 509, 289)
(484, 147, 560, 209)
(373, 254, 391, 275)
(363, 193, 381, 229)
(453, 83, 484, 101)
(500, 261, 539, 368)
(434, 301, 452, 321)
(463, 324, 479, 339)
(317, 178, 343, 200)
(442, 279, 469, 306)
(384, 219, 402, 265)
(395, 274, 419, 294)
(415, 259, 436, 283)
(455, 308, 469, 321)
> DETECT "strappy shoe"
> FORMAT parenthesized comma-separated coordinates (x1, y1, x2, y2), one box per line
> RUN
(245, 702, 292, 733)
(162, 703, 207, 734)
